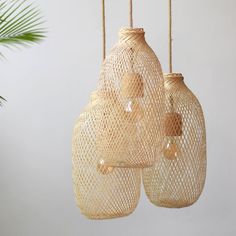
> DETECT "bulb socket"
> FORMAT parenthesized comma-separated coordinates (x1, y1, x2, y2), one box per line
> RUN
(121, 73, 144, 98)
(164, 112, 183, 136)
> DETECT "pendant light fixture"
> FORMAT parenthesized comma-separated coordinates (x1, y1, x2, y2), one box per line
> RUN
(142, 0, 207, 208)
(96, 0, 165, 168)
(72, 0, 207, 219)
(72, 0, 141, 219)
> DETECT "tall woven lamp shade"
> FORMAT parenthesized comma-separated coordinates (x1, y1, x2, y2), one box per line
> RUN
(142, 0, 207, 208)
(143, 73, 206, 208)
(72, 91, 141, 219)
(97, 27, 165, 168)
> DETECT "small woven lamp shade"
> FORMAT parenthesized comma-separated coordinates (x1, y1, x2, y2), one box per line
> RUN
(143, 73, 207, 208)
(72, 91, 141, 219)
(97, 28, 165, 168)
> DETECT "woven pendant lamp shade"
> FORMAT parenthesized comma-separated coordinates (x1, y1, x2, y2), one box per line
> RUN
(72, 92, 141, 219)
(97, 28, 165, 168)
(143, 73, 207, 208)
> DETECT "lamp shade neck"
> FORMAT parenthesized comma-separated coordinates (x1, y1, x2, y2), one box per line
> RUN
(119, 28, 145, 44)
(164, 73, 184, 90)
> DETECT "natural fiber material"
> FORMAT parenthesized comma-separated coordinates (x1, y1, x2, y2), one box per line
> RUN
(143, 73, 207, 208)
(102, 0, 106, 60)
(97, 28, 165, 168)
(72, 92, 141, 219)
(168, 0, 173, 73)
(129, 0, 133, 28)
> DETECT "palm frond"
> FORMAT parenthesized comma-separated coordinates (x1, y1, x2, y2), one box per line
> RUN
(0, 95, 6, 106)
(0, 0, 46, 50)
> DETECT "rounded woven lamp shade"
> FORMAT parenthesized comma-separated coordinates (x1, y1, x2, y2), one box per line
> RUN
(97, 28, 165, 168)
(72, 92, 141, 219)
(143, 73, 207, 208)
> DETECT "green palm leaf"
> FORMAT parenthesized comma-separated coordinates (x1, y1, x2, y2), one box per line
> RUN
(0, 96, 6, 106)
(0, 0, 46, 50)
(0, 0, 46, 107)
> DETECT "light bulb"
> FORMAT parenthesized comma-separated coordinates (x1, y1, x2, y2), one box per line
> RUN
(163, 138, 181, 160)
(97, 159, 114, 175)
(125, 99, 144, 122)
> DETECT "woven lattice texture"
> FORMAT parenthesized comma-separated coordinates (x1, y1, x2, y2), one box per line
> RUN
(143, 73, 207, 208)
(97, 28, 165, 168)
(72, 92, 141, 219)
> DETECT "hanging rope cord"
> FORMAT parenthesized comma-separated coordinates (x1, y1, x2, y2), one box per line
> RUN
(102, 0, 106, 60)
(169, 0, 173, 73)
(102, 0, 134, 60)
(129, 0, 133, 28)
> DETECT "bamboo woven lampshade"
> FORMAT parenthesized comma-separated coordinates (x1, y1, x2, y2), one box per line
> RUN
(143, 73, 207, 208)
(96, 27, 165, 168)
(72, 91, 141, 219)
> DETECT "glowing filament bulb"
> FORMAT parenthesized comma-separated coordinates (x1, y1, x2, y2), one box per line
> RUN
(121, 72, 144, 123)
(125, 99, 144, 122)
(163, 139, 181, 160)
(97, 159, 114, 175)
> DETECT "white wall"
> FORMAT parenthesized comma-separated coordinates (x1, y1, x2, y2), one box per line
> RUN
(0, 0, 235, 235)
